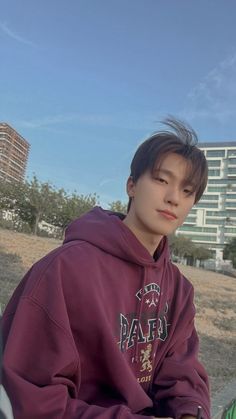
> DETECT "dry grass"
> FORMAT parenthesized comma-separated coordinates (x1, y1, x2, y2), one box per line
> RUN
(0, 227, 235, 397)
(176, 264, 236, 395)
(0, 228, 61, 269)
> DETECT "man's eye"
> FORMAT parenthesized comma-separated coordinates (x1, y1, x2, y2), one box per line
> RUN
(156, 177, 167, 184)
(184, 188, 193, 195)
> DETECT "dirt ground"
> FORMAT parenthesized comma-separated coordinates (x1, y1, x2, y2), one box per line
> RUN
(0, 227, 235, 398)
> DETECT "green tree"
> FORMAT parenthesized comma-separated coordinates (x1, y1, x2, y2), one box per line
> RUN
(17, 176, 56, 235)
(223, 237, 236, 268)
(189, 246, 212, 267)
(0, 179, 19, 211)
(109, 200, 127, 214)
(0, 176, 99, 236)
(0, 179, 27, 228)
(193, 246, 212, 262)
(0, 176, 57, 235)
(169, 235, 212, 266)
(47, 190, 99, 238)
(169, 235, 194, 259)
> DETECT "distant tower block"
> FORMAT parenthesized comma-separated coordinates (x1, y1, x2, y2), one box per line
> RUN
(0, 122, 30, 182)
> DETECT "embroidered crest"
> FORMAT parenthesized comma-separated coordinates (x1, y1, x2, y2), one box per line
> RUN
(140, 343, 153, 372)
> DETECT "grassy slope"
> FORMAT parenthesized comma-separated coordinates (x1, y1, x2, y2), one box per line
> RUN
(0, 227, 235, 397)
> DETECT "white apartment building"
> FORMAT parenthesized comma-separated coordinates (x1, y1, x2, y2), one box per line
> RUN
(176, 141, 236, 264)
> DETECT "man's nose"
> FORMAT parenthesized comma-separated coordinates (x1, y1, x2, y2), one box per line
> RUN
(165, 186, 180, 206)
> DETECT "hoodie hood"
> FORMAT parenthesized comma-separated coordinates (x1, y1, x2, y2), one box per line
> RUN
(64, 206, 170, 267)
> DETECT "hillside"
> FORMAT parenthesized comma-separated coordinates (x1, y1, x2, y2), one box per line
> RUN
(0, 227, 235, 398)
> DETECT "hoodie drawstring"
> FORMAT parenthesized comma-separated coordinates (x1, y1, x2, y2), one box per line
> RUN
(132, 267, 147, 363)
(132, 257, 168, 365)
(154, 257, 167, 344)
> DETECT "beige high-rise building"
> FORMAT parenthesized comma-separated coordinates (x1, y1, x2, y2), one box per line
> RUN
(0, 122, 30, 182)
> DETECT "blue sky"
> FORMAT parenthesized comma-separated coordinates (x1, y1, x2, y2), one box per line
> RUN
(1, 0, 236, 207)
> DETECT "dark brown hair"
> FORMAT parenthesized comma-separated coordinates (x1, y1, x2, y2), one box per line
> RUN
(127, 117, 208, 211)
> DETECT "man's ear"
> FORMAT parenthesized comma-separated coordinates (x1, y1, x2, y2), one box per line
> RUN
(126, 176, 135, 197)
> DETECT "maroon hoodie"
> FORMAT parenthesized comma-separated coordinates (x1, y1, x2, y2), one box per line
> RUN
(2, 207, 210, 419)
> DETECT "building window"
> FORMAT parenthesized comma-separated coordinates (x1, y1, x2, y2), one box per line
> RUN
(206, 150, 225, 157)
(185, 217, 196, 223)
(228, 158, 236, 165)
(225, 228, 236, 234)
(208, 179, 230, 185)
(205, 218, 225, 225)
(208, 169, 221, 177)
(226, 194, 236, 200)
(226, 202, 236, 208)
(178, 226, 217, 233)
(228, 168, 236, 175)
(228, 150, 236, 157)
(195, 202, 218, 208)
(226, 210, 236, 217)
(207, 186, 226, 192)
(178, 234, 217, 242)
(201, 194, 219, 200)
(207, 160, 221, 167)
(206, 211, 226, 216)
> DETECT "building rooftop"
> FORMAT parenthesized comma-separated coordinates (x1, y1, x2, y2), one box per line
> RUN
(199, 141, 236, 148)
(0, 122, 30, 147)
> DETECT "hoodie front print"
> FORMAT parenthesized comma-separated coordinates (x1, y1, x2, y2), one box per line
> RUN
(2, 207, 210, 419)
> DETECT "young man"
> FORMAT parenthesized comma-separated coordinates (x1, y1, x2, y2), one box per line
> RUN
(1, 118, 210, 419)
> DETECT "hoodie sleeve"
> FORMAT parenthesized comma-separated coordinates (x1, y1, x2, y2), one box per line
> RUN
(2, 297, 151, 419)
(151, 285, 210, 419)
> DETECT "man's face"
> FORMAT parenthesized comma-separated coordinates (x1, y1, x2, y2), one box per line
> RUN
(126, 153, 196, 240)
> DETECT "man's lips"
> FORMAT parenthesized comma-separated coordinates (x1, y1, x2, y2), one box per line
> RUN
(157, 210, 177, 220)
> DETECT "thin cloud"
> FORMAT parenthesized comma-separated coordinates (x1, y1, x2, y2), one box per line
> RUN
(181, 52, 236, 123)
(99, 178, 119, 188)
(0, 21, 35, 46)
(17, 111, 155, 131)
(18, 113, 114, 129)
